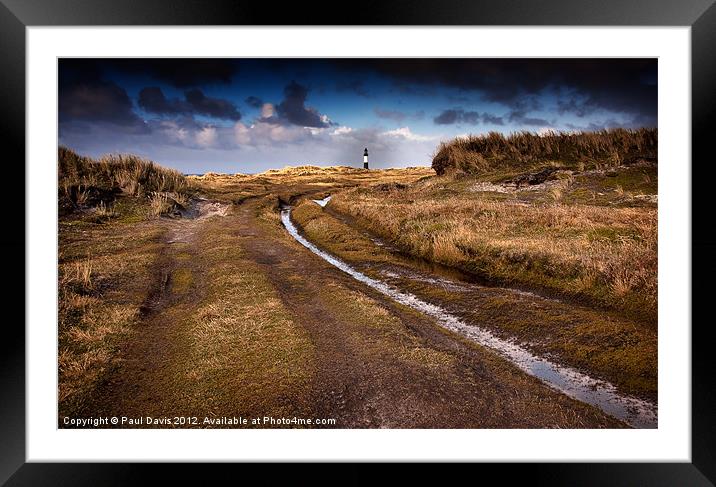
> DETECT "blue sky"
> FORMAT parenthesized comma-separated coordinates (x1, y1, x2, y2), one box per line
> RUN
(58, 59, 657, 174)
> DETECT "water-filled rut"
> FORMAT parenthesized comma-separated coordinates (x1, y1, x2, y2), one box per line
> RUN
(281, 204, 657, 428)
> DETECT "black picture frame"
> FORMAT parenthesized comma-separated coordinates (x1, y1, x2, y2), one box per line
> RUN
(3, 0, 714, 484)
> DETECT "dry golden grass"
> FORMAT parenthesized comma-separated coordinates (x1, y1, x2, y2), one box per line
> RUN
(291, 200, 393, 264)
(148, 191, 173, 217)
(192, 165, 434, 205)
(173, 217, 316, 418)
(259, 165, 359, 176)
(58, 222, 165, 416)
(548, 187, 564, 203)
(61, 257, 94, 292)
(59, 147, 190, 218)
(95, 200, 116, 218)
(432, 128, 657, 176)
(172, 191, 190, 208)
(74, 185, 91, 206)
(170, 267, 193, 294)
(331, 181, 657, 321)
(60, 147, 188, 197)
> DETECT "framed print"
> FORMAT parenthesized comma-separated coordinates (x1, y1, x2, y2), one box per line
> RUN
(3, 0, 715, 484)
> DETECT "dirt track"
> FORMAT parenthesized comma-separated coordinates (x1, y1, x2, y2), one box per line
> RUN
(78, 197, 623, 428)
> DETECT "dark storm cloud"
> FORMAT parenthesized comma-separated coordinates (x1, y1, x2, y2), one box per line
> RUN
(59, 60, 146, 130)
(557, 94, 656, 127)
(108, 59, 239, 87)
(185, 89, 241, 120)
(332, 59, 656, 119)
(138, 87, 186, 115)
(137, 87, 241, 121)
(433, 109, 504, 126)
(507, 110, 551, 127)
(482, 113, 505, 125)
(59, 59, 241, 113)
(566, 112, 656, 132)
(60, 80, 142, 126)
(557, 98, 589, 117)
(433, 109, 460, 124)
(245, 96, 264, 108)
(276, 81, 330, 128)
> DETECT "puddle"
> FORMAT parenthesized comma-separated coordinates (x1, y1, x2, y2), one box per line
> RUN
(282, 207, 657, 428)
(380, 268, 468, 293)
(312, 196, 332, 207)
(180, 198, 230, 219)
(168, 199, 229, 244)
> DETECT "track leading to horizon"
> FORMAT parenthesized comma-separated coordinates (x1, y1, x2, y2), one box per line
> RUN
(75, 194, 624, 428)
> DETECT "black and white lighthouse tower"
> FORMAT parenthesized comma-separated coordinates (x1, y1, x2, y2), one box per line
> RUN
(363, 147, 369, 169)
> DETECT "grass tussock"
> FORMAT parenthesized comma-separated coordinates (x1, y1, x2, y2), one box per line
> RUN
(59, 146, 190, 218)
(62, 257, 94, 293)
(94, 200, 116, 218)
(148, 192, 173, 217)
(432, 128, 657, 176)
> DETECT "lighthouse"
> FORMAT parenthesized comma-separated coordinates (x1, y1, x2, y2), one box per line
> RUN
(363, 147, 369, 169)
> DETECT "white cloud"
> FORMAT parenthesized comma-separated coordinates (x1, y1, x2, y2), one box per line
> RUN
(266, 123, 305, 143)
(97, 114, 441, 170)
(223, 121, 326, 149)
(154, 120, 189, 143)
(537, 127, 558, 136)
(231, 120, 319, 146)
(331, 126, 353, 136)
(308, 127, 329, 136)
(196, 126, 218, 147)
(380, 126, 436, 141)
(234, 122, 251, 144)
(260, 103, 275, 119)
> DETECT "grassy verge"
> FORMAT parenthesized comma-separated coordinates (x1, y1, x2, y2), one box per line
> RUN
(58, 148, 196, 416)
(291, 199, 657, 399)
(58, 220, 166, 417)
(330, 169, 657, 323)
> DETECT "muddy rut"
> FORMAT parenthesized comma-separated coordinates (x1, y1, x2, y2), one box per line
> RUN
(81, 201, 226, 421)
